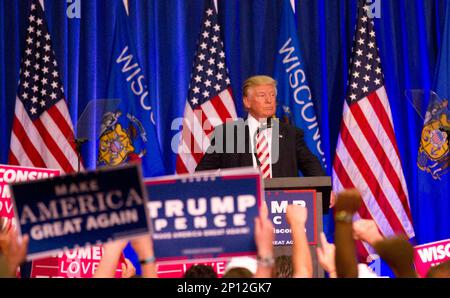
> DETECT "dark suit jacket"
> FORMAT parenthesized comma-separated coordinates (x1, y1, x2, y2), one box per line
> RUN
(195, 118, 325, 177)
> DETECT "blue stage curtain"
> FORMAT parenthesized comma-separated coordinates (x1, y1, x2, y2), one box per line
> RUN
(0, 0, 447, 250)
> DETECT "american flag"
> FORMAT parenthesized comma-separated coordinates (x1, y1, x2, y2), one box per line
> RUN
(175, 0, 237, 174)
(332, 2, 415, 260)
(8, 0, 81, 174)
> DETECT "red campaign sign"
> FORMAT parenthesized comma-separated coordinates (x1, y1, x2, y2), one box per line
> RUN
(157, 260, 228, 278)
(413, 238, 450, 278)
(0, 164, 60, 227)
(0, 165, 126, 279)
(30, 245, 126, 278)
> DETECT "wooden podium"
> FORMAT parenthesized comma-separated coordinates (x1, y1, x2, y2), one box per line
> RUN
(264, 176, 332, 278)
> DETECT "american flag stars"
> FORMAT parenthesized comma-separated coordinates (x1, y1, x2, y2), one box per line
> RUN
(346, 10, 383, 104)
(18, 4, 63, 120)
(187, 8, 230, 108)
(176, 0, 237, 174)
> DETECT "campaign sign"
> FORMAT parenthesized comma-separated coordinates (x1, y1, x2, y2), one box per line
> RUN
(266, 190, 317, 246)
(30, 246, 126, 278)
(145, 167, 263, 264)
(0, 165, 60, 229)
(10, 164, 151, 260)
(413, 238, 450, 277)
(157, 260, 228, 278)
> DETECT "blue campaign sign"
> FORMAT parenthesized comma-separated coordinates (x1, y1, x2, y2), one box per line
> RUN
(145, 168, 263, 264)
(266, 190, 317, 246)
(10, 164, 151, 260)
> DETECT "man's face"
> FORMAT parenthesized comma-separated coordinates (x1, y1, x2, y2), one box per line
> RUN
(243, 84, 277, 120)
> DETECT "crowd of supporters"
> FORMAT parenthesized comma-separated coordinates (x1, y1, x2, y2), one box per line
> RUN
(1, 189, 449, 278)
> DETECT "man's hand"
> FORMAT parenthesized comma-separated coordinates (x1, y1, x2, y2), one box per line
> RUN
(255, 200, 273, 257)
(259, 200, 269, 219)
(0, 228, 29, 277)
(316, 232, 336, 278)
(94, 239, 128, 278)
(329, 191, 336, 208)
(373, 236, 418, 278)
(286, 204, 307, 227)
(121, 258, 137, 278)
(335, 189, 362, 214)
(0, 218, 11, 254)
(286, 205, 312, 278)
(103, 239, 129, 253)
(254, 215, 274, 258)
(353, 219, 384, 246)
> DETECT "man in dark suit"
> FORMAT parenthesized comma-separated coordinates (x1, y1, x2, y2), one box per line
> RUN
(196, 75, 325, 178)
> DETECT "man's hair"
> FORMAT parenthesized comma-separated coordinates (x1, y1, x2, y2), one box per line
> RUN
(222, 267, 253, 278)
(242, 75, 277, 97)
(273, 255, 293, 278)
(183, 264, 218, 278)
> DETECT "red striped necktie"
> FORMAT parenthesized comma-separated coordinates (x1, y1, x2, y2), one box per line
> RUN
(256, 127, 271, 179)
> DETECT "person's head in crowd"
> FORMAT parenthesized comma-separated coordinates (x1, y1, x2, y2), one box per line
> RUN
(183, 264, 217, 278)
(273, 255, 293, 278)
(223, 256, 257, 278)
(426, 260, 450, 278)
(242, 75, 277, 120)
(223, 267, 253, 278)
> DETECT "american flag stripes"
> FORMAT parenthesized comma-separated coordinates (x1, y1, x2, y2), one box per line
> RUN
(175, 0, 237, 174)
(8, 0, 81, 174)
(332, 2, 415, 259)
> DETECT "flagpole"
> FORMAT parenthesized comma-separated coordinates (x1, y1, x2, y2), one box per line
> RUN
(74, 138, 87, 172)
(123, 0, 129, 16)
(10, 0, 83, 174)
(290, 0, 295, 14)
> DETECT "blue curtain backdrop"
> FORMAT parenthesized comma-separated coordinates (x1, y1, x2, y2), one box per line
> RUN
(0, 0, 448, 251)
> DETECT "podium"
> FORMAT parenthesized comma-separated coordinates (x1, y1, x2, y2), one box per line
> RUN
(264, 176, 332, 278)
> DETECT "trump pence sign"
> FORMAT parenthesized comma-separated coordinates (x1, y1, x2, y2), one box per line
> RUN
(145, 167, 263, 264)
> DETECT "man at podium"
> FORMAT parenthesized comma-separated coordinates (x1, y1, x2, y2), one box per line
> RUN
(196, 75, 325, 178)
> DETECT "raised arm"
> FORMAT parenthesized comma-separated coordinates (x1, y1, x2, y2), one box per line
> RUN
(353, 219, 384, 247)
(286, 204, 313, 278)
(93, 240, 128, 278)
(334, 189, 361, 278)
(0, 226, 29, 278)
(373, 236, 418, 278)
(254, 202, 275, 278)
(130, 234, 158, 278)
(316, 232, 337, 278)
